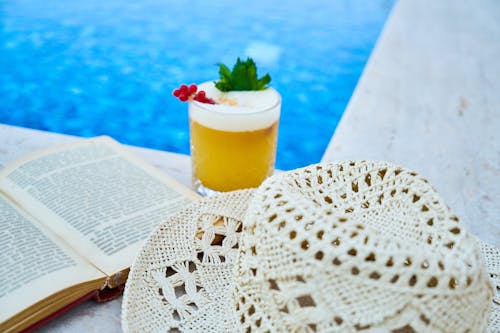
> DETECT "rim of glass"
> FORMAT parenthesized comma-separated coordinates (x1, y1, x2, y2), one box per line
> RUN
(189, 87, 282, 116)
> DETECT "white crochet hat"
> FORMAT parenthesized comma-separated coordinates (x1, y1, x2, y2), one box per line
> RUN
(122, 161, 498, 332)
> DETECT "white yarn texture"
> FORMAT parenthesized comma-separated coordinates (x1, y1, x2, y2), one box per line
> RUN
(122, 161, 497, 333)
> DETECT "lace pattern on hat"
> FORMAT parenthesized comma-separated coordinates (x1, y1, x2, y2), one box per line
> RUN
(122, 161, 497, 333)
(236, 161, 494, 332)
(123, 190, 253, 333)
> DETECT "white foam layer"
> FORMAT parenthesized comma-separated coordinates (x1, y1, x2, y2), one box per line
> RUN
(188, 81, 281, 132)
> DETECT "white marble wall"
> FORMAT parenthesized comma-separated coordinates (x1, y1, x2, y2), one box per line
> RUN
(323, 0, 500, 247)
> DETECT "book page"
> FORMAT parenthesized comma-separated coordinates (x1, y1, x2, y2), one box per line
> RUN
(0, 136, 199, 275)
(0, 193, 104, 324)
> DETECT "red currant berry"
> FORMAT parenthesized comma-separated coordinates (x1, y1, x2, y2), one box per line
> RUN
(188, 84, 197, 94)
(196, 90, 206, 99)
(174, 84, 216, 104)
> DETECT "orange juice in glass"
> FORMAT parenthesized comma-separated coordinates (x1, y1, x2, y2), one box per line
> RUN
(189, 81, 281, 195)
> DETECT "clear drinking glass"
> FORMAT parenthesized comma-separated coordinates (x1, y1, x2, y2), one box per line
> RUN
(188, 81, 281, 195)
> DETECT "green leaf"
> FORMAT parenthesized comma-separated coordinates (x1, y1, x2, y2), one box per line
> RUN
(218, 63, 231, 81)
(214, 57, 271, 92)
(214, 63, 232, 91)
(257, 73, 271, 90)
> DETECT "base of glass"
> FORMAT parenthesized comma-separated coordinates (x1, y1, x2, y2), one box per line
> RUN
(193, 180, 221, 197)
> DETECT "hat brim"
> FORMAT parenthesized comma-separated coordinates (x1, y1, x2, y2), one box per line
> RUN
(122, 190, 254, 332)
(122, 189, 499, 332)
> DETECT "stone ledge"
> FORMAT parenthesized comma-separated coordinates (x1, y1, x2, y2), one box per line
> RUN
(322, 0, 500, 247)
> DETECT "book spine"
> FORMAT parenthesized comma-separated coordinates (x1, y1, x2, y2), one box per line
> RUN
(93, 285, 125, 303)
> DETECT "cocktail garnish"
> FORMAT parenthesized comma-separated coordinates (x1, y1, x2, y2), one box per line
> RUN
(215, 57, 271, 92)
(173, 84, 216, 104)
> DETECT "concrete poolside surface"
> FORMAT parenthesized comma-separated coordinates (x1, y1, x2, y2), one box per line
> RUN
(0, 0, 498, 331)
(322, 0, 500, 247)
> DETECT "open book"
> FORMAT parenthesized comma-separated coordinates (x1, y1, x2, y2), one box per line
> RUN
(0, 136, 199, 333)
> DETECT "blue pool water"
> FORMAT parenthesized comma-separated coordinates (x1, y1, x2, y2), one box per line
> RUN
(0, 0, 393, 170)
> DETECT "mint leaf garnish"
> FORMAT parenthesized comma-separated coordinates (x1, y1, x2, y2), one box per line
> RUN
(215, 57, 271, 92)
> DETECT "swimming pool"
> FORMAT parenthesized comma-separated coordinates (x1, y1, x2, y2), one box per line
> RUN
(0, 0, 393, 170)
